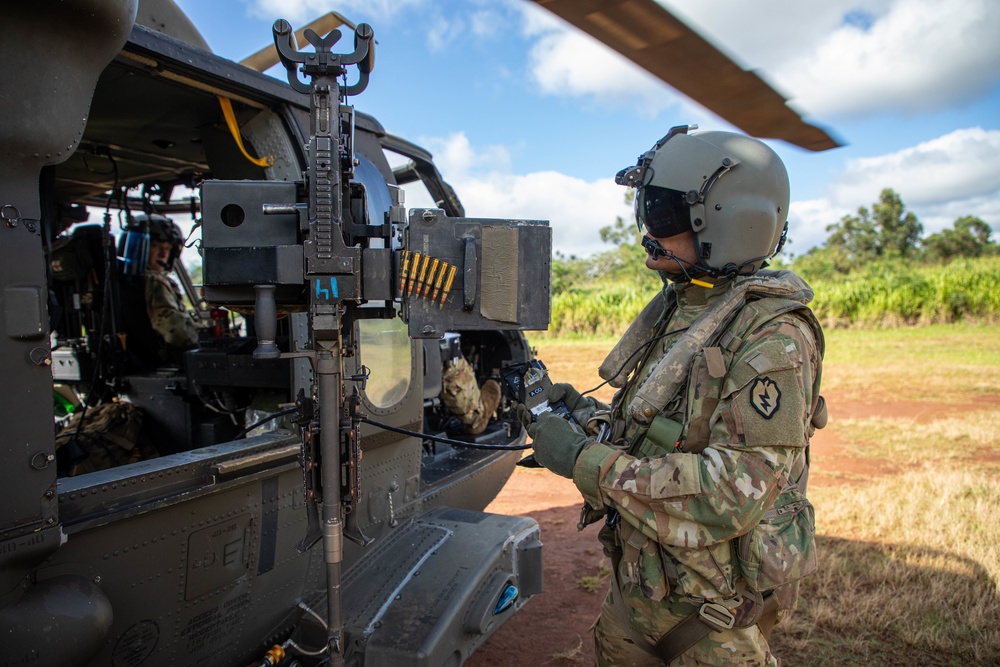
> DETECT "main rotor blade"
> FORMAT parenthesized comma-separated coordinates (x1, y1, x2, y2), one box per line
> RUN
(530, 0, 841, 151)
(240, 12, 354, 73)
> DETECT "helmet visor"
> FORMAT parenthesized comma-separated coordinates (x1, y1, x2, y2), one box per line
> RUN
(635, 185, 691, 239)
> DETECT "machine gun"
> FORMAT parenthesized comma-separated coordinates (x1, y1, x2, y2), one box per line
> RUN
(198, 19, 552, 664)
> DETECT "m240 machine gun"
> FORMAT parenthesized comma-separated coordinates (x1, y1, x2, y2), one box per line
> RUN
(198, 19, 552, 666)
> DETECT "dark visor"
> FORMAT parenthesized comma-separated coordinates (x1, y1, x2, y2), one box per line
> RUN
(635, 185, 691, 239)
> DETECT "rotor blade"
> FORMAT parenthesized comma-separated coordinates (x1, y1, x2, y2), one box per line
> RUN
(239, 12, 355, 72)
(530, 0, 841, 151)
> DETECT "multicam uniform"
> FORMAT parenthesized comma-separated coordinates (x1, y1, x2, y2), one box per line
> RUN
(145, 269, 199, 349)
(441, 356, 502, 435)
(572, 272, 823, 666)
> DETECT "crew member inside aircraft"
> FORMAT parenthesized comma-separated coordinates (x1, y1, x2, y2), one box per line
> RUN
(144, 214, 199, 351)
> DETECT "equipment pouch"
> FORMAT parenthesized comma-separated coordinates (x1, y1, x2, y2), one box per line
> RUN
(646, 414, 683, 451)
(735, 488, 816, 592)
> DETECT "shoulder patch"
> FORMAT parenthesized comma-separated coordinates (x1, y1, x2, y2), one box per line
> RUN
(750, 377, 781, 419)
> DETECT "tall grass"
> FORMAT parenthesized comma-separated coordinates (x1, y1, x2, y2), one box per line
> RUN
(547, 283, 651, 338)
(810, 257, 1000, 328)
(543, 256, 1000, 336)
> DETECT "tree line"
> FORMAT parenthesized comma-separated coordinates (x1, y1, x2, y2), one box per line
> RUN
(553, 188, 997, 291)
(791, 188, 997, 280)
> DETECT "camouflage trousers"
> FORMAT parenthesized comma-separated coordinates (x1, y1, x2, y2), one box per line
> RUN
(441, 357, 485, 428)
(593, 585, 778, 666)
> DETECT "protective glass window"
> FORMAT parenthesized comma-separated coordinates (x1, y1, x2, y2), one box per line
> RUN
(358, 318, 411, 408)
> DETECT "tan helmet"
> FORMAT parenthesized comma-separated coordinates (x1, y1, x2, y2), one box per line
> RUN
(617, 126, 790, 277)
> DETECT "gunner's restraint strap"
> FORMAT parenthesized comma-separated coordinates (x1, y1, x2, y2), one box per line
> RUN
(218, 96, 274, 168)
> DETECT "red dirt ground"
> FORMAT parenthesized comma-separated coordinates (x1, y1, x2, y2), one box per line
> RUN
(467, 392, 992, 666)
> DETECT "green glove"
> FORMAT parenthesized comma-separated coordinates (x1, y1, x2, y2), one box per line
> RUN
(549, 383, 594, 425)
(529, 411, 592, 479)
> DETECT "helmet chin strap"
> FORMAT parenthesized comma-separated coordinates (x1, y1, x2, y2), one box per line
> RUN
(641, 236, 718, 287)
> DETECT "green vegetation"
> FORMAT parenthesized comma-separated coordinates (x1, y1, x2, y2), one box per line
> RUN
(545, 189, 998, 337)
(576, 560, 612, 593)
(809, 256, 1000, 328)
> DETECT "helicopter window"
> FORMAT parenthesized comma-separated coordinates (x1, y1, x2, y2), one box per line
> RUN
(358, 317, 411, 408)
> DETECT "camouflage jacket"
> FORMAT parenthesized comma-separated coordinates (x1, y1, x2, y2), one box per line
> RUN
(572, 274, 823, 602)
(145, 269, 199, 349)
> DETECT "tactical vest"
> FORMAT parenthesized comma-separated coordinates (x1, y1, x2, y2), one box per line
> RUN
(600, 270, 824, 602)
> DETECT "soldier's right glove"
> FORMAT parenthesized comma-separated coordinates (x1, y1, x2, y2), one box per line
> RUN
(548, 383, 609, 427)
(528, 411, 592, 479)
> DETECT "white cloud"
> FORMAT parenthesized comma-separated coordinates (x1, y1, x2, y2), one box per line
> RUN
(831, 128, 1000, 210)
(786, 198, 851, 255)
(776, 0, 1000, 117)
(402, 133, 633, 257)
(528, 29, 683, 114)
(424, 132, 512, 175)
(470, 9, 506, 38)
(426, 14, 466, 52)
(515, 1, 685, 114)
(247, 0, 425, 24)
(785, 128, 1000, 252)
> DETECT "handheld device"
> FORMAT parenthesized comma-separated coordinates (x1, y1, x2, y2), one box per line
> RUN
(500, 360, 576, 423)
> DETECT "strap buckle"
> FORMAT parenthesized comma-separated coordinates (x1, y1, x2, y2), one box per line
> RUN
(698, 601, 736, 632)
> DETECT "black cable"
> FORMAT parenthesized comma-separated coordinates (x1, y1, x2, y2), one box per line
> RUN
(580, 325, 691, 399)
(236, 406, 300, 439)
(361, 417, 531, 451)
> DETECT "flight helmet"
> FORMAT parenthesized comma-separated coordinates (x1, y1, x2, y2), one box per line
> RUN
(137, 213, 184, 270)
(616, 125, 790, 278)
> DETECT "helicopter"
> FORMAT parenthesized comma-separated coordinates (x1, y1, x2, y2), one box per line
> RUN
(0, 1, 837, 666)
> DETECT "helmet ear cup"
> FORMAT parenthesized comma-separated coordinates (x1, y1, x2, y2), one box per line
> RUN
(689, 133, 789, 274)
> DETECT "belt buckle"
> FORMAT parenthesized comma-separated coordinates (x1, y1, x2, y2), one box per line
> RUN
(698, 601, 736, 632)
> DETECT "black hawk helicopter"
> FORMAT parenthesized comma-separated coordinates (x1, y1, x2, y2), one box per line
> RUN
(0, 1, 837, 666)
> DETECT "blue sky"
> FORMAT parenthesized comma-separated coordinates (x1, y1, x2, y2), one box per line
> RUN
(173, 0, 1000, 259)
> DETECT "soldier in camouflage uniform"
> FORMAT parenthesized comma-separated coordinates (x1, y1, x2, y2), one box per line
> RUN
(145, 215, 198, 350)
(525, 128, 825, 666)
(439, 333, 503, 435)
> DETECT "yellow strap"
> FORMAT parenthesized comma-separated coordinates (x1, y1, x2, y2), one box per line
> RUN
(217, 96, 274, 168)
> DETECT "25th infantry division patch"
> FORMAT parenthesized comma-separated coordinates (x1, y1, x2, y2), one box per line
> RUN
(750, 377, 781, 418)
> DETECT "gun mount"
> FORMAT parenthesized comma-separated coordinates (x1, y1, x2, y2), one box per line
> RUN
(195, 18, 552, 667)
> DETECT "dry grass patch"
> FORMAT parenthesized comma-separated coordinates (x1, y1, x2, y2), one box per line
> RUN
(832, 410, 1000, 468)
(546, 635, 584, 663)
(577, 560, 612, 594)
(772, 467, 1000, 665)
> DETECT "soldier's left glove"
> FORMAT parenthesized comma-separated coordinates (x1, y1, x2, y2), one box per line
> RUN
(528, 411, 592, 479)
(548, 383, 610, 427)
